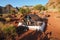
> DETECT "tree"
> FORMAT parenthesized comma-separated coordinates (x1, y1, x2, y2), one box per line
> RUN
(33, 4, 47, 11)
(16, 7, 19, 11)
(25, 8, 31, 14)
(19, 8, 26, 14)
(41, 6, 47, 11)
(19, 8, 30, 14)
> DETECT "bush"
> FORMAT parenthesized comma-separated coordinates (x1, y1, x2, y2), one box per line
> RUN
(2, 25, 16, 36)
(0, 23, 20, 40)
(19, 8, 26, 14)
(19, 8, 30, 15)
(2, 26, 17, 40)
(33, 4, 47, 11)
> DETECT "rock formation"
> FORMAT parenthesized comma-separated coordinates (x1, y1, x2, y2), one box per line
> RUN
(46, 0, 60, 9)
(0, 4, 18, 14)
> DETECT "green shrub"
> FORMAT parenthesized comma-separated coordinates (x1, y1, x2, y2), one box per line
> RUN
(3, 26, 16, 35)
(33, 4, 47, 11)
(1, 25, 17, 40)
(19, 8, 30, 15)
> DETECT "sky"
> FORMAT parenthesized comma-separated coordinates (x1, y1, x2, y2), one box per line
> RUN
(0, 0, 48, 7)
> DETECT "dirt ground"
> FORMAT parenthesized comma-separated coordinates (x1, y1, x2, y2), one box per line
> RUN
(17, 12, 60, 40)
(46, 12, 60, 40)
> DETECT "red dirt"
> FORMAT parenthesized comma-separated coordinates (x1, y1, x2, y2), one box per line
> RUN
(15, 12, 60, 40)
(46, 12, 60, 40)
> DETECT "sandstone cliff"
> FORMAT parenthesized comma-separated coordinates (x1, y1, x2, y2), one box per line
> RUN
(46, 0, 60, 9)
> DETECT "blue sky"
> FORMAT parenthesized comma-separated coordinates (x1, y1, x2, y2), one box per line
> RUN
(0, 0, 48, 7)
